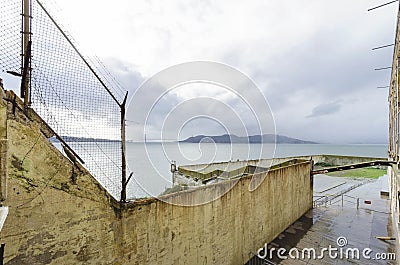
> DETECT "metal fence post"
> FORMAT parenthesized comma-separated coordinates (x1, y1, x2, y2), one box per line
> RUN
(120, 93, 128, 203)
(21, 0, 32, 108)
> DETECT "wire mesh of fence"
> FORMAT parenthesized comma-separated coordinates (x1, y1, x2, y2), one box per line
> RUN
(0, 0, 127, 200)
(0, 0, 21, 75)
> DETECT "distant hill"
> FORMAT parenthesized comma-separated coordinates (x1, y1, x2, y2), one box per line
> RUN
(180, 134, 318, 144)
(49, 136, 119, 143)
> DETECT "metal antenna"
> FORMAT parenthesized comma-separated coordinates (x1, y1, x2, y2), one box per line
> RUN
(372, 44, 395, 50)
(374, 66, 393, 71)
(368, 0, 399, 11)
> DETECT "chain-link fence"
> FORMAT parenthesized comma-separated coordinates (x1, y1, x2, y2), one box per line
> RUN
(0, 0, 21, 75)
(0, 0, 127, 200)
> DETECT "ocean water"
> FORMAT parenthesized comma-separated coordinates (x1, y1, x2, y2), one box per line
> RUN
(125, 142, 388, 199)
(53, 142, 387, 198)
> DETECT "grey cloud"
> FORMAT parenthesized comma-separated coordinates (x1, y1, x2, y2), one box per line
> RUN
(101, 57, 145, 96)
(214, 1, 395, 143)
(94, 0, 396, 144)
(307, 100, 342, 118)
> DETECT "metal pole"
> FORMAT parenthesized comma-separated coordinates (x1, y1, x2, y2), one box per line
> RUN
(21, 0, 32, 107)
(20, 41, 31, 113)
(120, 92, 128, 202)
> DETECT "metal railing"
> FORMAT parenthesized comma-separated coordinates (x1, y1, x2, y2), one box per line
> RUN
(313, 182, 365, 208)
(313, 194, 360, 208)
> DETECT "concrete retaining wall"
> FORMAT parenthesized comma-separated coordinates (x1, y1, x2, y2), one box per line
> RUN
(121, 161, 312, 264)
(0, 89, 120, 265)
(178, 154, 386, 181)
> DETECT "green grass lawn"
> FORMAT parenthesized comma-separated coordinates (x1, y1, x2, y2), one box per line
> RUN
(327, 168, 386, 179)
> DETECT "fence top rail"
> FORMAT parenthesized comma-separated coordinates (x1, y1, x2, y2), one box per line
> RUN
(312, 160, 395, 175)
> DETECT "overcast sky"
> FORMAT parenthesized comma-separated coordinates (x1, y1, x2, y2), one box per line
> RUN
(41, 0, 398, 144)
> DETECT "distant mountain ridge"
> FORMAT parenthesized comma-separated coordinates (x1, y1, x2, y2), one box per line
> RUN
(50, 136, 119, 143)
(180, 134, 318, 144)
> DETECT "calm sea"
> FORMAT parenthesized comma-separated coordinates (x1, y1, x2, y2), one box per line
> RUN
(126, 143, 387, 199)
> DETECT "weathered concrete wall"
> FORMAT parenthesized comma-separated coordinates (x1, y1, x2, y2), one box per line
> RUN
(121, 162, 312, 264)
(0, 88, 7, 200)
(0, 89, 121, 264)
(180, 154, 385, 171)
(178, 154, 386, 181)
(0, 87, 313, 264)
(314, 154, 386, 166)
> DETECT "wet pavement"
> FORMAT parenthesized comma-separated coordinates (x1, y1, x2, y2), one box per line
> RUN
(313, 175, 368, 197)
(246, 175, 396, 265)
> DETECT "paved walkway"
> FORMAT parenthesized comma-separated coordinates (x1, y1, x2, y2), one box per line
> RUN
(246, 175, 396, 265)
